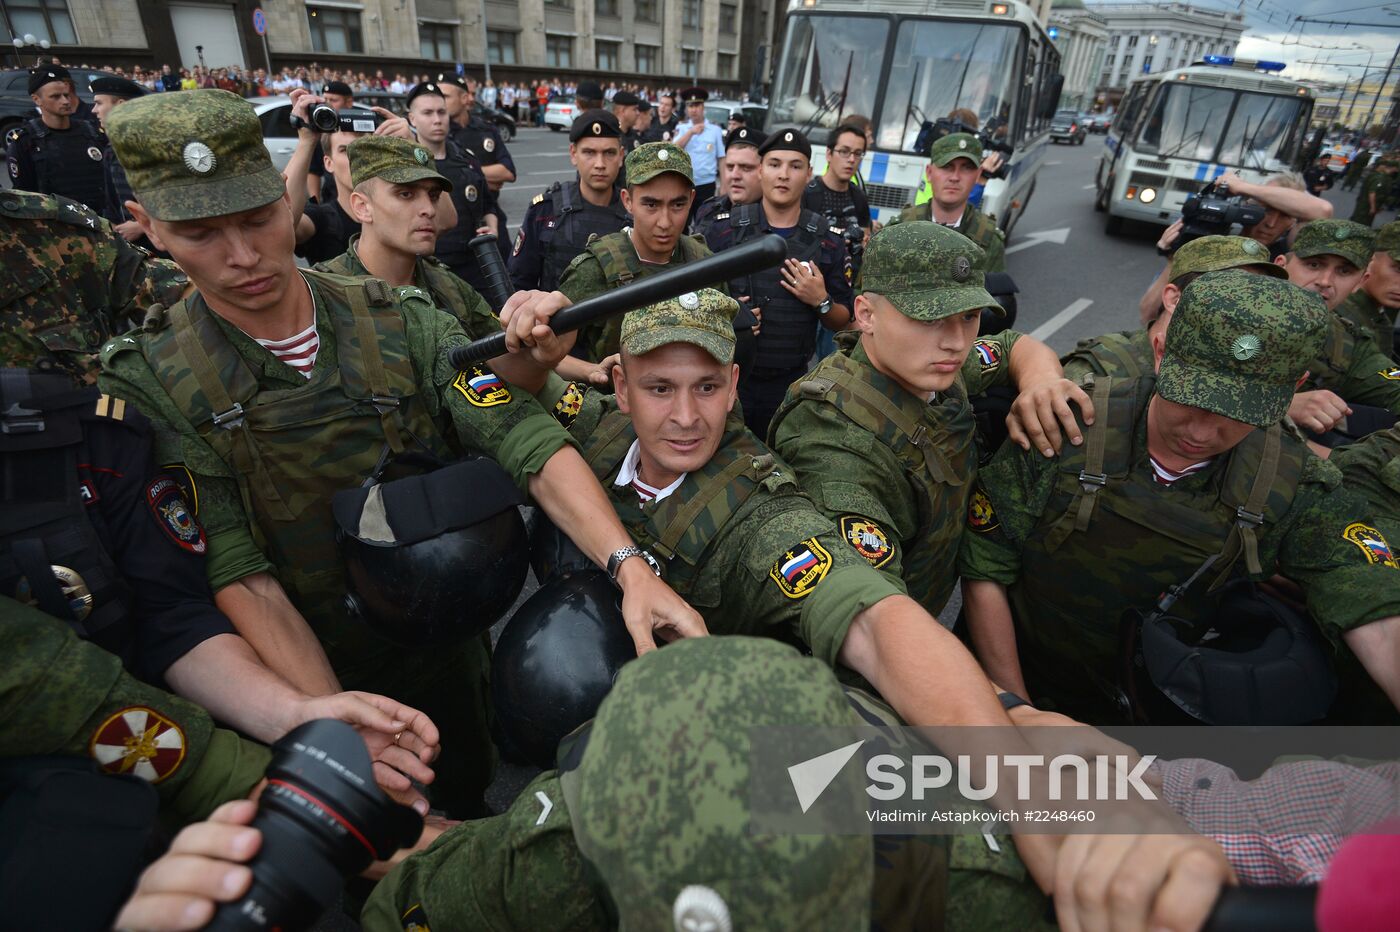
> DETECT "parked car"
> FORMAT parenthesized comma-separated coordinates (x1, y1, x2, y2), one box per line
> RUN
(1049, 109, 1087, 145)
(703, 99, 768, 130)
(0, 66, 113, 137)
(545, 94, 578, 131)
(1087, 112, 1114, 134)
(475, 104, 515, 142)
(249, 95, 382, 170)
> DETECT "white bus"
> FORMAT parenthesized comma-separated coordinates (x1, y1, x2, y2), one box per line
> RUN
(768, 0, 1062, 233)
(1094, 56, 1314, 234)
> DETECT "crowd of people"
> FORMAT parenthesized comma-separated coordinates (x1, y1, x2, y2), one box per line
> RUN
(4, 58, 1400, 932)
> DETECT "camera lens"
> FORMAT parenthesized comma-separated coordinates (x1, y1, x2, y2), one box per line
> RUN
(308, 104, 340, 134)
(203, 720, 422, 932)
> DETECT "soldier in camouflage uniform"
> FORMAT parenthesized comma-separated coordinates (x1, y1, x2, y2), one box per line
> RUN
(890, 134, 1006, 273)
(92, 90, 702, 817)
(1351, 158, 1395, 228)
(0, 190, 189, 385)
(961, 270, 1400, 722)
(1336, 220, 1400, 356)
(767, 222, 1092, 617)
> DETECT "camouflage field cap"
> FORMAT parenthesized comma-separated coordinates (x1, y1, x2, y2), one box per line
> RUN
(1158, 269, 1328, 427)
(569, 636, 871, 931)
(347, 135, 453, 193)
(1168, 235, 1285, 282)
(929, 132, 983, 166)
(626, 141, 694, 186)
(1291, 219, 1375, 270)
(106, 89, 286, 223)
(860, 221, 995, 320)
(1376, 221, 1400, 262)
(620, 288, 737, 363)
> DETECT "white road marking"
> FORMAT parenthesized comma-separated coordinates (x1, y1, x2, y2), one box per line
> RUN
(1004, 227, 1071, 255)
(1082, 183, 1096, 190)
(1029, 298, 1094, 342)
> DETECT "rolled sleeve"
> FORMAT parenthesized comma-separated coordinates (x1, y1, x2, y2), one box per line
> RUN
(801, 564, 906, 668)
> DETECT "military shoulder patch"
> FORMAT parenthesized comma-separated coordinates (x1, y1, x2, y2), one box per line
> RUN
(967, 488, 998, 533)
(162, 463, 199, 515)
(90, 706, 186, 783)
(839, 515, 893, 569)
(146, 477, 206, 554)
(553, 381, 586, 428)
(1379, 367, 1400, 381)
(1343, 522, 1399, 568)
(451, 365, 512, 407)
(768, 538, 833, 599)
(401, 903, 430, 932)
(971, 339, 1002, 370)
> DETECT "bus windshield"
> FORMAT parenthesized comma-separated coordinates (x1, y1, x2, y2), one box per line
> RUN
(769, 14, 890, 132)
(875, 20, 1023, 151)
(1136, 83, 1307, 168)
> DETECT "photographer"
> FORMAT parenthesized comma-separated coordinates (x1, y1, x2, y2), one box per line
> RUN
(1139, 171, 1332, 325)
(803, 122, 874, 253)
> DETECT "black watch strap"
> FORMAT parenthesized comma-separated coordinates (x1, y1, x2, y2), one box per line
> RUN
(997, 690, 1031, 711)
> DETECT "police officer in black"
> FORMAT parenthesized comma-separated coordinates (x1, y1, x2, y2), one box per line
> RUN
(405, 81, 499, 296)
(700, 129, 854, 436)
(6, 66, 107, 211)
(437, 73, 517, 260)
(613, 90, 644, 152)
(644, 92, 680, 142)
(509, 110, 629, 293)
(87, 74, 155, 250)
(692, 126, 766, 235)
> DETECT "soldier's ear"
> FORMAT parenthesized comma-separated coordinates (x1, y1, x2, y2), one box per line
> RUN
(613, 356, 631, 412)
(125, 201, 167, 251)
(727, 362, 740, 410)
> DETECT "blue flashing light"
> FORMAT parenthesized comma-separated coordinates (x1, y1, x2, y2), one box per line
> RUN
(1257, 60, 1287, 72)
(1202, 55, 1234, 66)
(1200, 54, 1287, 73)
(1048, 26, 1059, 39)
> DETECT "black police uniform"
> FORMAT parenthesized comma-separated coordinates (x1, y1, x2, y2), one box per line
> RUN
(434, 138, 499, 295)
(509, 109, 629, 292)
(6, 116, 107, 210)
(295, 196, 361, 265)
(438, 75, 517, 263)
(644, 111, 680, 143)
(88, 75, 160, 254)
(690, 127, 765, 236)
(699, 132, 853, 436)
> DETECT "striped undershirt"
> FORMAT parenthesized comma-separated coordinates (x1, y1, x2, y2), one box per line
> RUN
(1148, 454, 1215, 485)
(255, 322, 319, 377)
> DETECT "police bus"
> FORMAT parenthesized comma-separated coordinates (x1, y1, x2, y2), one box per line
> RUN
(1094, 56, 1314, 234)
(767, 0, 1062, 232)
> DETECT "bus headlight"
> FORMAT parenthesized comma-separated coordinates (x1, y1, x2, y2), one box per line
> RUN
(1139, 187, 1158, 204)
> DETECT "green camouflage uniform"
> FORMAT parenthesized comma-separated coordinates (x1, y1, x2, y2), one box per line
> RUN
(558, 142, 717, 361)
(768, 222, 1020, 615)
(1351, 168, 1392, 227)
(1336, 221, 1400, 355)
(361, 635, 1051, 932)
(960, 270, 1400, 723)
(1, 595, 269, 825)
(96, 89, 577, 816)
(0, 190, 189, 385)
(892, 134, 1007, 273)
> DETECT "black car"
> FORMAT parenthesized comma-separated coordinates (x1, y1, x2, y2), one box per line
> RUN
(474, 104, 515, 143)
(0, 67, 114, 136)
(1049, 109, 1087, 145)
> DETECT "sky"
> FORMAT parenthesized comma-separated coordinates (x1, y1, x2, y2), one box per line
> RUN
(1091, 1, 1400, 83)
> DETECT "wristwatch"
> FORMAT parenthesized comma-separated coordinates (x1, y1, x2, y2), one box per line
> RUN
(816, 297, 833, 316)
(606, 546, 662, 584)
(997, 690, 1031, 711)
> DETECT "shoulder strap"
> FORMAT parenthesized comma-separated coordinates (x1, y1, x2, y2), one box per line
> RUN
(799, 208, 823, 234)
(581, 408, 637, 471)
(587, 233, 642, 287)
(1211, 423, 1303, 585)
(734, 202, 760, 230)
(1042, 375, 1143, 551)
(555, 180, 576, 214)
(678, 233, 712, 262)
(651, 433, 781, 560)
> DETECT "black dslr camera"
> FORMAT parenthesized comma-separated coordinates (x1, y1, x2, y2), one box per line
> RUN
(834, 203, 866, 264)
(1171, 180, 1266, 253)
(204, 720, 422, 931)
(912, 116, 1014, 180)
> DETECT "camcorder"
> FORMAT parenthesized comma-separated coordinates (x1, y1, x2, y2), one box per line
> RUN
(1170, 180, 1266, 253)
(204, 720, 422, 931)
(913, 116, 1014, 180)
(291, 105, 383, 134)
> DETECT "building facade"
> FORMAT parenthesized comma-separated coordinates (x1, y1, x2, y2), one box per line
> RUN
(1, 0, 763, 92)
(1089, 1, 1245, 107)
(1049, 0, 1107, 111)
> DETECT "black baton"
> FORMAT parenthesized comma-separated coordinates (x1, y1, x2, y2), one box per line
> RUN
(469, 232, 515, 313)
(449, 234, 789, 368)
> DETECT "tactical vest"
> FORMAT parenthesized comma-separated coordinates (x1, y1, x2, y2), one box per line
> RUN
(433, 141, 490, 282)
(1306, 315, 1362, 390)
(770, 344, 976, 614)
(579, 231, 711, 358)
(1013, 375, 1306, 714)
(729, 203, 826, 370)
(691, 193, 733, 235)
(1067, 329, 1152, 380)
(0, 371, 130, 639)
(20, 118, 107, 212)
(316, 240, 482, 334)
(134, 271, 451, 641)
(104, 148, 135, 223)
(539, 181, 628, 292)
(579, 407, 796, 615)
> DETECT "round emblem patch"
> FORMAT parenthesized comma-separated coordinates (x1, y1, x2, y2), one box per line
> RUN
(414, 146, 430, 165)
(958, 139, 968, 149)
(465, 184, 478, 203)
(839, 515, 893, 568)
(658, 148, 670, 161)
(738, 129, 748, 140)
(768, 539, 833, 600)
(1231, 334, 1262, 361)
(784, 131, 794, 142)
(679, 291, 700, 309)
(86, 146, 102, 161)
(90, 707, 187, 783)
(483, 137, 495, 152)
(1335, 228, 1350, 241)
(592, 121, 602, 135)
(952, 255, 972, 282)
(1243, 240, 1266, 257)
(673, 886, 730, 932)
(181, 141, 216, 175)
(968, 488, 998, 533)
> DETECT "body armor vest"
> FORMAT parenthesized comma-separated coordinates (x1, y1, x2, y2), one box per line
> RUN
(316, 240, 485, 335)
(579, 231, 711, 358)
(21, 118, 107, 212)
(729, 203, 826, 370)
(539, 181, 628, 292)
(0, 370, 130, 638)
(770, 342, 976, 613)
(1070, 329, 1153, 380)
(433, 140, 490, 285)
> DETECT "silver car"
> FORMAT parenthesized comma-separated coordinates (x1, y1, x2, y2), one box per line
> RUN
(249, 94, 403, 170)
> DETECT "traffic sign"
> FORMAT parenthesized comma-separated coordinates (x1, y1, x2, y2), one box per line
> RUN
(252, 7, 267, 36)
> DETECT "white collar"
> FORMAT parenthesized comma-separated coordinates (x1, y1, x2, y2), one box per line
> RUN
(614, 439, 687, 503)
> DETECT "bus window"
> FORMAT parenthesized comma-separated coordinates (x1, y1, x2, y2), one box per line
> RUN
(1216, 92, 1307, 168)
(1139, 83, 1234, 161)
(769, 14, 890, 131)
(1113, 83, 1148, 137)
(874, 19, 1024, 152)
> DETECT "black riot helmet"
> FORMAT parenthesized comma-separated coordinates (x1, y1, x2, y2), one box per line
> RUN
(491, 569, 636, 769)
(333, 456, 528, 647)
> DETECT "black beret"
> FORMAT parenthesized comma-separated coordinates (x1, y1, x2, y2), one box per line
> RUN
(29, 66, 71, 95)
(725, 126, 766, 150)
(612, 90, 641, 107)
(88, 74, 146, 100)
(324, 80, 354, 97)
(636, 98, 651, 113)
(434, 73, 469, 90)
(757, 128, 811, 161)
(577, 81, 605, 102)
(680, 86, 709, 104)
(406, 82, 446, 106)
(570, 109, 622, 142)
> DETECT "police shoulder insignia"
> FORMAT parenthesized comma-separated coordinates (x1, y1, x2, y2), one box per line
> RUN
(971, 339, 1002, 370)
(162, 463, 199, 515)
(146, 477, 206, 554)
(90, 706, 186, 783)
(532, 192, 545, 205)
(768, 538, 833, 599)
(553, 381, 586, 428)
(839, 515, 893, 568)
(967, 488, 998, 533)
(1343, 522, 1399, 568)
(1379, 367, 1400, 381)
(93, 393, 128, 420)
(401, 904, 430, 932)
(452, 365, 512, 407)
